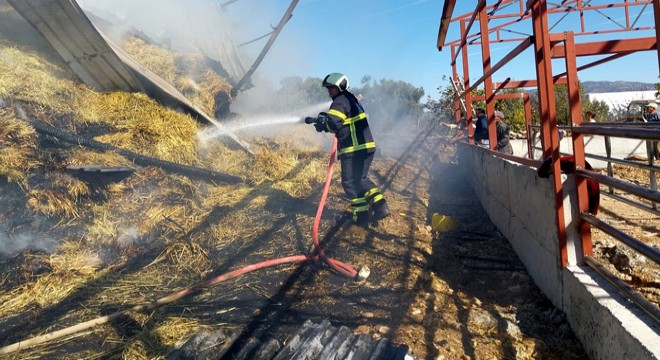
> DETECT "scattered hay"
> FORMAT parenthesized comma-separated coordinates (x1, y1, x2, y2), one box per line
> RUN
(196, 70, 232, 115)
(0, 109, 40, 186)
(26, 173, 90, 218)
(122, 37, 177, 84)
(65, 147, 135, 168)
(198, 141, 252, 176)
(122, 36, 233, 116)
(0, 45, 79, 115)
(0, 240, 104, 314)
(0, 16, 364, 359)
(76, 90, 201, 164)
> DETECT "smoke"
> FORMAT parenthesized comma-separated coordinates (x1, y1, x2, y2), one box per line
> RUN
(116, 226, 141, 248)
(0, 231, 57, 256)
(77, 0, 251, 81)
(360, 87, 425, 160)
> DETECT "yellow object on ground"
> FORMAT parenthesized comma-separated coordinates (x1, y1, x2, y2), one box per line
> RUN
(431, 213, 459, 232)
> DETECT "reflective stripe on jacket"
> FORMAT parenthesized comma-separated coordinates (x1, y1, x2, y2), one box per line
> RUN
(325, 91, 376, 158)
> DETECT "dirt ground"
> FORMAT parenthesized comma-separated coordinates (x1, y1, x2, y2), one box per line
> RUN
(1, 125, 658, 360)
(590, 163, 660, 307)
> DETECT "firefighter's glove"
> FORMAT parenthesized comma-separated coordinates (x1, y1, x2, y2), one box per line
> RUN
(314, 121, 326, 132)
(314, 112, 330, 133)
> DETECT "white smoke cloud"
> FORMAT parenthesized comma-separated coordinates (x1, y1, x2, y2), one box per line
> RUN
(0, 231, 57, 256)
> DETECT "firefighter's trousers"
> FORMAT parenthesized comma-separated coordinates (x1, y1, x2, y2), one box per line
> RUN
(340, 152, 385, 223)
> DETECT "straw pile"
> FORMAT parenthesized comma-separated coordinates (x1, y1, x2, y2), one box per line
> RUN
(0, 26, 335, 359)
(122, 36, 233, 117)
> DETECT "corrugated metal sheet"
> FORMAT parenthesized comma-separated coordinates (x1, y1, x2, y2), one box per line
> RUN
(168, 320, 412, 360)
(7, 0, 252, 153)
(174, 1, 247, 85)
(6, 0, 141, 91)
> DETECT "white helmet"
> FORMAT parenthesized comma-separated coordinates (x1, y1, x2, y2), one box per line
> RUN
(322, 73, 349, 91)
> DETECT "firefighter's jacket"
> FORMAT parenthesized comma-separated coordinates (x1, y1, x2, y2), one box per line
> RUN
(324, 91, 376, 159)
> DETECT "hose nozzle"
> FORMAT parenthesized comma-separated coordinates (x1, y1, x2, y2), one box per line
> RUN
(356, 266, 370, 281)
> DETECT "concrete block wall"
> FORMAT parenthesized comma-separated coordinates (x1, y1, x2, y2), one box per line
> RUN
(456, 142, 660, 360)
(564, 267, 660, 360)
(458, 144, 563, 306)
(511, 136, 652, 168)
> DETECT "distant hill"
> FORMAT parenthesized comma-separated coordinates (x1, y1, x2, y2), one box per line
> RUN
(581, 81, 656, 93)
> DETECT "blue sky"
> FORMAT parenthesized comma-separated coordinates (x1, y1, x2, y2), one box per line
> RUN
(229, 0, 659, 100)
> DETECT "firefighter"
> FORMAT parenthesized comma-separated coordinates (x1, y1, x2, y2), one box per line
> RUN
(307, 73, 389, 226)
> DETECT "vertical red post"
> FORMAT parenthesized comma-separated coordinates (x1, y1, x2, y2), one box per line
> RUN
(564, 31, 593, 261)
(524, 93, 533, 159)
(654, 0, 660, 76)
(461, 20, 475, 144)
(531, 0, 569, 267)
(479, 5, 496, 150)
(451, 45, 462, 126)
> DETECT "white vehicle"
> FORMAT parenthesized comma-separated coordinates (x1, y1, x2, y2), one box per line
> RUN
(622, 99, 657, 122)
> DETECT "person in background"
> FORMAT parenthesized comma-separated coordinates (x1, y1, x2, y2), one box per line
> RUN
(307, 73, 389, 226)
(585, 110, 597, 123)
(645, 102, 660, 122)
(494, 110, 513, 154)
(473, 107, 488, 145)
(644, 102, 660, 159)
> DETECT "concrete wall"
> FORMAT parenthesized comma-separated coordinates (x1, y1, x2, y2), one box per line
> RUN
(457, 143, 660, 360)
(511, 137, 652, 168)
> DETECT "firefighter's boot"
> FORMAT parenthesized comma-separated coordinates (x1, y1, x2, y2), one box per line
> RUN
(354, 211, 370, 227)
(371, 200, 390, 222)
(351, 196, 370, 227)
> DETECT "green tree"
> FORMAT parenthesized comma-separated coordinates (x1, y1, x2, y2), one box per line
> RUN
(273, 76, 327, 111)
(582, 99, 609, 122)
(494, 88, 527, 133)
(530, 82, 610, 124)
(357, 78, 426, 132)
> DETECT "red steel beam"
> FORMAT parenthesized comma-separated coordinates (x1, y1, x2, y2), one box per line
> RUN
(531, 0, 570, 267)
(451, 0, 488, 65)
(444, 0, 654, 48)
(451, 45, 463, 125)
(437, 0, 457, 51)
(472, 91, 527, 101)
(493, 76, 568, 89)
(479, 4, 498, 150)
(563, 31, 594, 262)
(653, 0, 660, 71)
(464, 36, 534, 95)
(551, 37, 657, 57)
(461, 21, 476, 144)
(553, 52, 632, 79)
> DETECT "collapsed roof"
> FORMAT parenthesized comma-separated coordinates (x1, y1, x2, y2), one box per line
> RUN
(6, 0, 253, 152)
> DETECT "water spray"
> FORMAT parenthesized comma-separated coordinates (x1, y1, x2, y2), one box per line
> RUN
(198, 101, 330, 145)
(198, 115, 302, 144)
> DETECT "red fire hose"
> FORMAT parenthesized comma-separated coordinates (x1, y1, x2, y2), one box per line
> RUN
(0, 138, 358, 355)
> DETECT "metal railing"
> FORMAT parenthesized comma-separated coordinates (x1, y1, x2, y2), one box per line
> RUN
(529, 123, 659, 212)
(527, 122, 660, 322)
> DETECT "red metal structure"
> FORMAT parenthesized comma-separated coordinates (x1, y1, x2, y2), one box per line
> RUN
(437, 0, 659, 263)
(437, 0, 660, 321)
